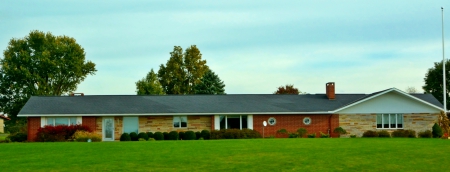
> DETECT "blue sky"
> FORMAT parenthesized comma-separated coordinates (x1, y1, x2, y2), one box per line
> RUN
(1, 1, 449, 95)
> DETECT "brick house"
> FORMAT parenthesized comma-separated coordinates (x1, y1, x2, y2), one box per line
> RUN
(18, 82, 443, 141)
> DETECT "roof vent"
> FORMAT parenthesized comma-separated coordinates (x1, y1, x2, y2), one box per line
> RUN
(326, 82, 335, 100)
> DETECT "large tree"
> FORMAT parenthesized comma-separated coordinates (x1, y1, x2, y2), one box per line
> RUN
(135, 69, 164, 95)
(194, 70, 226, 95)
(274, 84, 301, 94)
(423, 59, 450, 108)
(158, 45, 209, 94)
(0, 30, 97, 130)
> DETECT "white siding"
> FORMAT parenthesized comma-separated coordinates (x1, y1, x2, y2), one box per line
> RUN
(337, 92, 441, 114)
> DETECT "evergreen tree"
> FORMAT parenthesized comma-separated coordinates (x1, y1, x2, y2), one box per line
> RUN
(194, 70, 226, 94)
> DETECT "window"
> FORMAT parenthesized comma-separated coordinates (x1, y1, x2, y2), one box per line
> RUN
(173, 116, 187, 128)
(46, 117, 77, 126)
(219, 115, 248, 129)
(303, 117, 311, 125)
(376, 114, 403, 129)
(123, 117, 138, 133)
(268, 117, 276, 126)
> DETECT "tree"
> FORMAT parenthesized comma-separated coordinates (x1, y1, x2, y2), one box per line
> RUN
(158, 45, 209, 94)
(135, 69, 164, 95)
(423, 59, 450, 108)
(274, 84, 301, 94)
(194, 70, 226, 94)
(405, 87, 418, 93)
(0, 30, 96, 130)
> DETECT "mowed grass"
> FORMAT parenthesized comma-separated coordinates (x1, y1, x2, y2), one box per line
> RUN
(0, 138, 449, 171)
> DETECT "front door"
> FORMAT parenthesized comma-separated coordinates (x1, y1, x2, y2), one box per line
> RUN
(103, 117, 115, 141)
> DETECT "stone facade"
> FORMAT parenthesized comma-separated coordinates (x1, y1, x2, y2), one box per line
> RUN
(94, 115, 212, 141)
(138, 115, 212, 133)
(0, 119, 3, 133)
(339, 113, 439, 137)
(95, 116, 123, 141)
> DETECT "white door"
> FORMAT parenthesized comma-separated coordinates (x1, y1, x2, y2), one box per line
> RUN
(103, 117, 115, 141)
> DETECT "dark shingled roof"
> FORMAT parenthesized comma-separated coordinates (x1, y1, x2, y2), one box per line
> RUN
(18, 92, 442, 116)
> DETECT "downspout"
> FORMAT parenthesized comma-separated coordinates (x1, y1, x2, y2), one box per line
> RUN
(328, 114, 332, 137)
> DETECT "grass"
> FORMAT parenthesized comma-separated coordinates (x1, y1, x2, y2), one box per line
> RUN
(0, 138, 449, 171)
(0, 133, 8, 141)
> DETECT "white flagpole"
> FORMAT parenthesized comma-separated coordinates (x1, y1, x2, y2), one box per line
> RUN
(442, 7, 446, 112)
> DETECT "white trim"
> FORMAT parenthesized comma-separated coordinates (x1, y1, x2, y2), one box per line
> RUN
(18, 111, 332, 117)
(76, 117, 82, 125)
(247, 115, 253, 129)
(214, 115, 220, 130)
(102, 117, 115, 141)
(40, 117, 46, 127)
(334, 88, 444, 113)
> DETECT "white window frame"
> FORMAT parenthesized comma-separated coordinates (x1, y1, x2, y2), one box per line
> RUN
(173, 116, 188, 128)
(376, 114, 403, 129)
(43, 117, 81, 127)
(219, 115, 248, 129)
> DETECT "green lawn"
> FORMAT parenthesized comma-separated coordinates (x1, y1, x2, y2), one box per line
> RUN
(0, 138, 449, 171)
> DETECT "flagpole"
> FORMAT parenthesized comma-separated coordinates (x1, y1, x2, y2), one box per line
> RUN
(442, 7, 446, 112)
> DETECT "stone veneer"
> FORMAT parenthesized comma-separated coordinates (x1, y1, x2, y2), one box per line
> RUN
(138, 115, 212, 133)
(339, 113, 438, 137)
(95, 115, 212, 141)
(96, 117, 123, 141)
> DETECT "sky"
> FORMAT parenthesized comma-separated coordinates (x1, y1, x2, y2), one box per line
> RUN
(1, 0, 450, 95)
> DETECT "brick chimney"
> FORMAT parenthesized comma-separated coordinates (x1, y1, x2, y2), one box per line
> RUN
(70, 93, 84, 96)
(326, 82, 335, 100)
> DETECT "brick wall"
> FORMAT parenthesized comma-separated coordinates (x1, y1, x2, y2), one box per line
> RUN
(339, 113, 439, 137)
(253, 114, 339, 138)
(138, 115, 212, 133)
(27, 117, 41, 141)
(82, 117, 97, 132)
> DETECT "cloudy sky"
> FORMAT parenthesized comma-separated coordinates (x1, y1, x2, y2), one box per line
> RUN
(1, 1, 449, 95)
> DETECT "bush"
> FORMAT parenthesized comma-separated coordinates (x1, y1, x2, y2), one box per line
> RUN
(297, 128, 307, 138)
(432, 123, 443, 138)
(184, 131, 196, 140)
(168, 131, 179, 140)
(333, 127, 347, 136)
(148, 138, 156, 141)
(362, 130, 378, 137)
(35, 124, 92, 142)
(210, 129, 262, 139)
(163, 132, 169, 140)
(319, 132, 329, 138)
(5, 124, 27, 134)
(146, 132, 154, 139)
(138, 138, 146, 141)
(195, 131, 201, 140)
(138, 132, 149, 140)
(405, 130, 416, 138)
(74, 131, 101, 142)
(179, 132, 185, 140)
(277, 128, 288, 134)
(350, 135, 357, 138)
(120, 133, 131, 141)
(130, 132, 139, 141)
(307, 133, 316, 138)
(418, 130, 433, 138)
(154, 132, 164, 140)
(201, 130, 210, 140)
(377, 130, 390, 138)
(288, 133, 298, 138)
(7, 132, 27, 142)
(392, 130, 416, 138)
